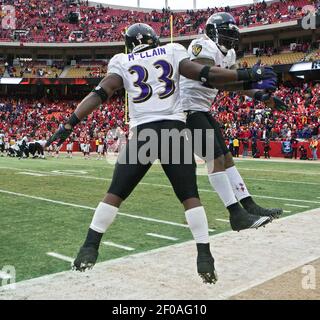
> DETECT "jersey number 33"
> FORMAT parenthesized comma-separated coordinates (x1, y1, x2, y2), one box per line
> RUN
(129, 60, 175, 103)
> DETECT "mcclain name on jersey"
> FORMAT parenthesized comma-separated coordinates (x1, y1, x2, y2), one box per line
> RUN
(128, 47, 167, 61)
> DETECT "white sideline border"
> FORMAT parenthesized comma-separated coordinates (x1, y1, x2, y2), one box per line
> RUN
(1, 208, 320, 300)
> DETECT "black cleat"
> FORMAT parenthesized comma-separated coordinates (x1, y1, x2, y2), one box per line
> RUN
(229, 207, 272, 232)
(197, 243, 218, 285)
(246, 205, 283, 219)
(72, 246, 98, 272)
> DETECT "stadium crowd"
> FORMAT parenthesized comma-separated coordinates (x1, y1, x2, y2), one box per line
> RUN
(0, 81, 319, 159)
(212, 82, 320, 141)
(0, 0, 318, 42)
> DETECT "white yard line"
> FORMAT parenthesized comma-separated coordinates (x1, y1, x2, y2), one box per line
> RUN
(233, 157, 320, 165)
(283, 210, 292, 213)
(1, 165, 319, 205)
(18, 172, 48, 177)
(0, 189, 216, 231)
(46, 252, 73, 263)
(102, 241, 135, 251)
(284, 203, 310, 208)
(249, 194, 319, 205)
(238, 167, 320, 176)
(216, 219, 229, 223)
(146, 233, 178, 241)
(244, 177, 319, 186)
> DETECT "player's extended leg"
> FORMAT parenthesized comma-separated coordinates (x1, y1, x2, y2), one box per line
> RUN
(224, 152, 282, 218)
(187, 111, 273, 231)
(73, 131, 153, 272)
(211, 117, 283, 218)
(160, 120, 217, 284)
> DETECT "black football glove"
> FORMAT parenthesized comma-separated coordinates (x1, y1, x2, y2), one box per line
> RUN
(254, 91, 289, 111)
(45, 124, 72, 148)
(272, 96, 289, 111)
(45, 113, 80, 147)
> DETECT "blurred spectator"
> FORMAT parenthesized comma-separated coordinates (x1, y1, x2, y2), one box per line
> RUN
(310, 137, 319, 160)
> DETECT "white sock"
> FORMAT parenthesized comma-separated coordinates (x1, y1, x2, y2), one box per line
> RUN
(226, 166, 251, 201)
(90, 202, 118, 233)
(185, 206, 209, 243)
(208, 171, 238, 207)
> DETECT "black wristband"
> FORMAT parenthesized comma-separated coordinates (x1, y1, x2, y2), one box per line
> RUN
(67, 113, 80, 128)
(199, 65, 211, 85)
(237, 69, 251, 82)
(92, 85, 109, 102)
(242, 81, 253, 90)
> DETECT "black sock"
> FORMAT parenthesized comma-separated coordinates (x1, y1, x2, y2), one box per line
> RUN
(196, 243, 211, 255)
(240, 196, 256, 210)
(226, 202, 243, 215)
(83, 228, 103, 250)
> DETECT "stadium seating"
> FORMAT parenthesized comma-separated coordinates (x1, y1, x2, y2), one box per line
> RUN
(239, 51, 307, 67)
(64, 64, 108, 78)
(0, 0, 313, 43)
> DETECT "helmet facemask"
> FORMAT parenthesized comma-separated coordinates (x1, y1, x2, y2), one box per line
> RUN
(205, 18, 240, 54)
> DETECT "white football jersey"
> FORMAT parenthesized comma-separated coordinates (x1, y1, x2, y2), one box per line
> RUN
(0, 133, 4, 144)
(180, 36, 236, 112)
(107, 43, 189, 128)
(36, 139, 47, 148)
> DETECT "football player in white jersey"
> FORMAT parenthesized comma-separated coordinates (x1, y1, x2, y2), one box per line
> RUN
(181, 12, 283, 232)
(46, 23, 276, 283)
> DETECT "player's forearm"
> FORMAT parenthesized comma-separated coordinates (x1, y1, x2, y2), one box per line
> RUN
(238, 89, 259, 98)
(215, 81, 256, 92)
(207, 67, 238, 86)
(67, 74, 123, 127)
(73, 93, 102, 121)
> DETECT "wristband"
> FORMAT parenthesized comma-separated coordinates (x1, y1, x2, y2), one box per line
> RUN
(67, 113, 80, 128)
(237, 69, 251, 82)
(242, 81, 253, 90)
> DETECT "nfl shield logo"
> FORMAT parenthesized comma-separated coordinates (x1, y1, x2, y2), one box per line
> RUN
(192, 44, 202, 57)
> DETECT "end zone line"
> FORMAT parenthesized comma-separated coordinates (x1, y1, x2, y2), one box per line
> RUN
(46, 252, 73, 263)
(0, 189, 216, 231)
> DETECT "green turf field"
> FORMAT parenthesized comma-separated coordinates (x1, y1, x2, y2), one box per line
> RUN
(0, 155, 319, 283)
